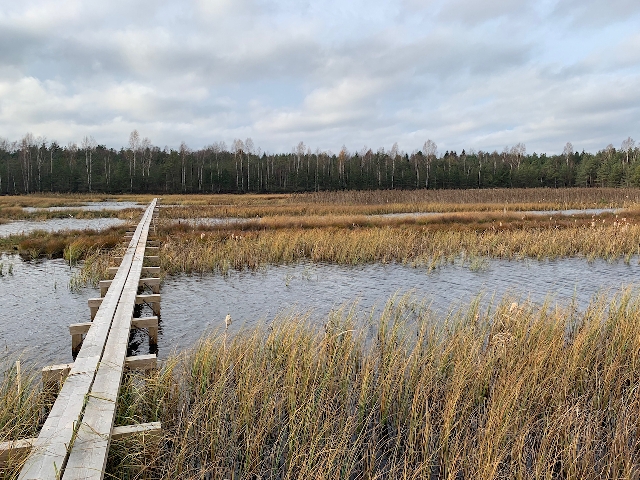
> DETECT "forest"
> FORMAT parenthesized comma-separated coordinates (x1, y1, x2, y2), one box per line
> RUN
(0, 132, 638, 194)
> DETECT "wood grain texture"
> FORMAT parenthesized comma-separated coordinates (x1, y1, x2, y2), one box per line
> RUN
(18, 199, 158, 480)
(62, 199, 157, 480)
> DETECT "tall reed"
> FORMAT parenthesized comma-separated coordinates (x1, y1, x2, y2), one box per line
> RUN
(4, 292, 640, 478)
(107, 291, 640, 478)
(156, 221, 640, 275)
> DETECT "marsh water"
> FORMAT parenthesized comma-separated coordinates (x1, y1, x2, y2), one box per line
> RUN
(0, 218, 127, 237)
(169, 208, 622, 227)
(2, 252, 639, 367)
(22, 201, 142, 212)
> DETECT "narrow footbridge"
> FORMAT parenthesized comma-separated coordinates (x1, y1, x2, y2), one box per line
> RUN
(1, 199, 162, 479)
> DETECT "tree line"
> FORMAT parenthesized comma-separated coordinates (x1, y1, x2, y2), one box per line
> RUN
(0, 132, 638, 194)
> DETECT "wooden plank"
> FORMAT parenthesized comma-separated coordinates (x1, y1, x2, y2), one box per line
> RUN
(135, 294, 161, 304)
(2, 422, 161, 467)
(143, 256, 160, 266)
(18, 199, 157, 480)
(135, 294, 161, 315)
(62, 200, 157, 480)
(91, 292, 160, 318)
(69, 317, 157, 336)
(43, 354, 157, 386)
(124, 354, 157, 371)
(100, 277, 160, 296)
(0, 438, 35, 466)
(42, 363, 72, 390)
(111, 422, 161, 441)
(108, 266, 160, 277)
(142, 266, 160, 276)
(69, 323, 93, 335)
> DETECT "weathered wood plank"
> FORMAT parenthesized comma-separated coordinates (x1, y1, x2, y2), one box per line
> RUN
(100, 277, 160, 296)
(18, 199, 157, 480)
(69, 317, 157, 337)
(111, 422, 162, 441)
(107, 266, 159, 277)
(0, 438, 35, 466)
(42, 353, 158, 389)
(90, 293, 160, 319)
(62, 200, 157, 480)
(124, 354, 157, 371)
(4, 422, 161, 467)
(42, 363, 73, 389)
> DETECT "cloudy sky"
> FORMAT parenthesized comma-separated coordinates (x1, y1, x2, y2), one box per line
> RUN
(1, 0, 639, 155)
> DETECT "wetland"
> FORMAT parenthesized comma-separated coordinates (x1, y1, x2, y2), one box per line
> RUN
(3, 188, 640, 479)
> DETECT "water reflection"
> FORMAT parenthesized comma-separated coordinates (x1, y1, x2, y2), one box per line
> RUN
(167, 208, 622, 227)
(157, 258, 640, 359)
(0, 218, 127, 237)
(23, 201, 142, 213)
(2, 254, 640, 367)
(0, 253, 95, 365)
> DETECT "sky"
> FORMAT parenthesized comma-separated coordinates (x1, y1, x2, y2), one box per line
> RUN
(0, 0, 639, 156)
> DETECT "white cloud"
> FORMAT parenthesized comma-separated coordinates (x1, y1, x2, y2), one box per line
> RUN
(0, 0, 638, 154)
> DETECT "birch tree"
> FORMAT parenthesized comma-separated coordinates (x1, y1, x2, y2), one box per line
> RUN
(81, 135, 97, 192)
(622, 137, 635, 164)
(245, 138, 254, 191)
(563, 142, 574, 167)
(390, 142, 399, 189)
(179, 141, 190, 192)
(423, 140, 437, 189)
(128, 130, 140, 191)
(233, 139, 244, 191)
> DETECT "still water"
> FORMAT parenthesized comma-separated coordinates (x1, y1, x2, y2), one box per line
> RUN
(22, 201, 142, 213)
(0, 218, 127, 237)
(1, 253, 639, 367)
(170, 208, 621, 227)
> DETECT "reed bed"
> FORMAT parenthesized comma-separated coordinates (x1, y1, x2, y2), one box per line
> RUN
(0, 207, 143, 222)
(0, 361, 50, 476)
(297, 187, 640, 207)
(0, 194, 153, 210)
(161, 209, 639, 231)
(159, 202, 594, 219)
(4, 292, 640, 478)
(160, 188, 640, 209)
(155, 220, 640, 275)
(160, 189, 640, 219)
(0, 226, 128, 262)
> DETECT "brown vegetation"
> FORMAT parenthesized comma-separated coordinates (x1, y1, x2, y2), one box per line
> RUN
(4, 293, 640, 478)
(0, 226, 127, 262)
(148, 207, 639, 275)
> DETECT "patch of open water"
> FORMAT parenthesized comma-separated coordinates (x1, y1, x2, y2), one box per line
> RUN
(2, 253, 640, 367)
(22, 201, 142, 213)
(0, 218, 127, 237)
(168, 208, 622, 227)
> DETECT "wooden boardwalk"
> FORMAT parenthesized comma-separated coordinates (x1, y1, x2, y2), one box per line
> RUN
(13, 199, 160, 480)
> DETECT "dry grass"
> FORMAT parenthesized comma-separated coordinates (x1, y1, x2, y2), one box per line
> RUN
(0, 194, 154, 209)
(159, 188, 640, 219)
(7, 189, 640, 284)
(0, 194, 149, 221)
(296, 187, 640, 207)
(0, 226, 128, 262)
(160, 188, 640, 209)
(0, 361, 50, 476)
(5, 292, 640, 478)
(159, 202, 576, 219)
(154, 218, 640, 275)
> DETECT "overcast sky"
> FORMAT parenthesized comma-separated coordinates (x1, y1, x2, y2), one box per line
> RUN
(1, 0, 639, 155)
